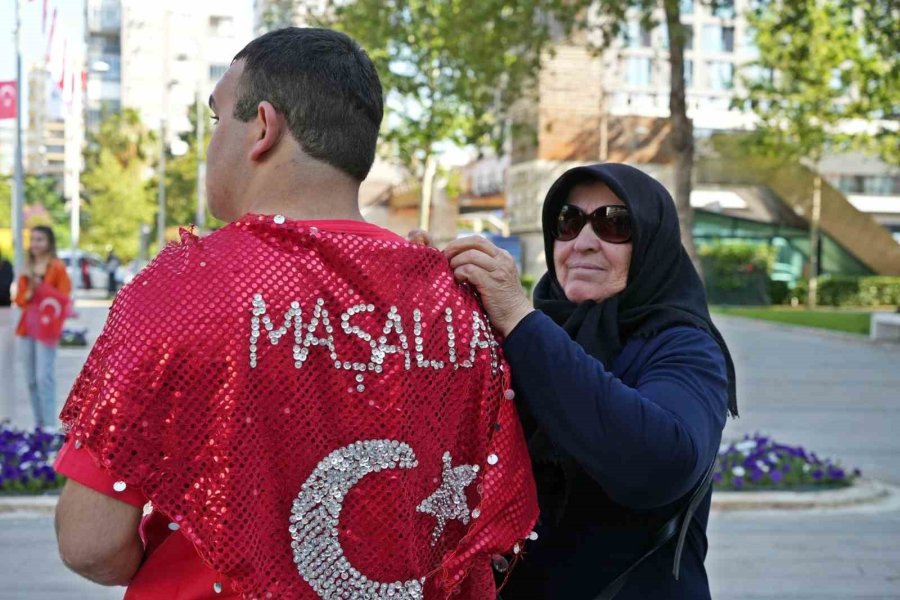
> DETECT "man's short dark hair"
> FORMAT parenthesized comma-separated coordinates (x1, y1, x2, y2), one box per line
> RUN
(233, 27, 383, 181)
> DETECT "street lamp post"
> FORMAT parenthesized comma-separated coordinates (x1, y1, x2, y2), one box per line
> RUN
(11, 0, 25, 275)
(195, 90, 206, 231)
(157, 118, 167, 251)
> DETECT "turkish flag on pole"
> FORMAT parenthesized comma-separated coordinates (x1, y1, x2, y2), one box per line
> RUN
(0, 81, 16, 120)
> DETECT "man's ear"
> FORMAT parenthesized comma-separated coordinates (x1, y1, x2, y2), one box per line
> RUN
(249, 101, 283, 162)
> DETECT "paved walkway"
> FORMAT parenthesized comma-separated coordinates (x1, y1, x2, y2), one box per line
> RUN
(708, 315, 900, 599)
(0, 310, 898, 598)
(0, 296, 111, 429)
(713, 315, 900, 484)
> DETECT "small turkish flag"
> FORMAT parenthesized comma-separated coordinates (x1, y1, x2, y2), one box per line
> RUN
(0, 81, 16, 120)
(23, 282, 74, 345)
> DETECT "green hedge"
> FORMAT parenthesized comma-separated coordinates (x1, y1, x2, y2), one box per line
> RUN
(521, 274, 537, 300)
(700, 242, 775, 305)
(788, 276, 900, 307)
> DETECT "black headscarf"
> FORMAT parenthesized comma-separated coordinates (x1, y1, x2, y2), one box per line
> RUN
(533, 162, 738, 417)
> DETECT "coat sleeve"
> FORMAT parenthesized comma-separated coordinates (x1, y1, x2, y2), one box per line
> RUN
(14, 274, 29, 307)
(502, 310, 728, 510)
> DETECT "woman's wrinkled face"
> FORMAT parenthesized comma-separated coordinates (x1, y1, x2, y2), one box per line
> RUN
(552, 182, 633, 304)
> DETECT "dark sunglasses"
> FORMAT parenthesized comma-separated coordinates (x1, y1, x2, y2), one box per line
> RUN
(554, 204, 632, 243)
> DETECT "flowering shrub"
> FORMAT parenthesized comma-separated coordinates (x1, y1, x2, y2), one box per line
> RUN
(0, 424, 66, 494)
(714, 433, 860, 491)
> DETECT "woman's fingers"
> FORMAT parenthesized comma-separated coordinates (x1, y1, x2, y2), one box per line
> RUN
(443, 235, 499, 261)
(448, 248, 498, 272)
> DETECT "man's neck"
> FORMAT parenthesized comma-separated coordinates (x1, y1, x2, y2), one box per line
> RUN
(242, 162, 365, 223)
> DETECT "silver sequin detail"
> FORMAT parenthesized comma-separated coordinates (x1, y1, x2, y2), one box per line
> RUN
(168, 522, 180, 531)
(445, 308, 458, 365)
(291, 440, 425, 599)
(273, 214, 285, 224)
(528, 531, 539, 541)
(504, 389, 515, 401)
(213, 581, 223, 593)
(471, 508, 481, 519)
(113, 481, 127, 492)
(413, 309, 445, 369)
(416, 451, 479, 546)
(487, 454, 499, 466)
(250, 295, 335, 370)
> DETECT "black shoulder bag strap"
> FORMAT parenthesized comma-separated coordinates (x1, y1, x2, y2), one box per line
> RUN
(592, 458, 718, 600)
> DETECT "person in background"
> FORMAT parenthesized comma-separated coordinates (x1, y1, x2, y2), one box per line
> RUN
(0, 250, 12, 307)
(105, 249, 121, 298)
(14, 226, 72, 429)
(79, 257, 92, 290)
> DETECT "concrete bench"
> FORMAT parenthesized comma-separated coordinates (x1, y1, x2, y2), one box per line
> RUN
(870, 312, 900, 342)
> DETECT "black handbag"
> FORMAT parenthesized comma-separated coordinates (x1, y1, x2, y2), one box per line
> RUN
(592, 458, 718, 600)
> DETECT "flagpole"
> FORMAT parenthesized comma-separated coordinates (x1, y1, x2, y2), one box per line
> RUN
(12, 0, 25, 274)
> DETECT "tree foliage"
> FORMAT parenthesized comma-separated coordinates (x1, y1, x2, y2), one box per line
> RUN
(733, 0, 898, 164)
(1, 175, 70, 250)
(586, 0, 704, 269)
(80, 109, 157, 259)
(259, 0, 298, 32)
(296, 0, 585, 174)
(160, 105, 221, 231)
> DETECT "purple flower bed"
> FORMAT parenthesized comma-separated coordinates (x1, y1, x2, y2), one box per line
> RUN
(714, 432, 860, 492)
(0, 424, 66, 494)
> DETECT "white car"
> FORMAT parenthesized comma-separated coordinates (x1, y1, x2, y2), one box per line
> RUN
(58, 250, 112, 291)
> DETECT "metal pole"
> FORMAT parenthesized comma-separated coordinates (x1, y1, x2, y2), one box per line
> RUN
(195, 91, 206, 231)
(807, 170, 822, 309)
(157, 118, 167, 251)
(156, 9, 170, 252)
(12, 0, 25, 274)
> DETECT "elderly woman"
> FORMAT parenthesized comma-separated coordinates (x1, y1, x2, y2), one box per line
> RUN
(443, 163, 736, 599)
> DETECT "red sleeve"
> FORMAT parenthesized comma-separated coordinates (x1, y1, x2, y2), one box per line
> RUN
(54, 438, 148, 508)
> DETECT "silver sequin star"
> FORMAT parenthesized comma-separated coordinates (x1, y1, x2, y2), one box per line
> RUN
(416, 451, 479, 546)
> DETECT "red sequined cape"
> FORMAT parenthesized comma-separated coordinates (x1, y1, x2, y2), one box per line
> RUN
(60, 215, 538, 599)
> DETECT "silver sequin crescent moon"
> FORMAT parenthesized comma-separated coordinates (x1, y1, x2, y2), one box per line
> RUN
(290, 440, 426, 599)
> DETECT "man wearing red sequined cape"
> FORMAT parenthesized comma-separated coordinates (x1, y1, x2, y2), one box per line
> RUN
(53, 28, 538, 600)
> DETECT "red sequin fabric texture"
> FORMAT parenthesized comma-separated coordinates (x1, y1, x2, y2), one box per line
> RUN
(60, 215, 539, 599)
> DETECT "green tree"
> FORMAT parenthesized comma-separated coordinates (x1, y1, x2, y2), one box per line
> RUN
(291, 0, 584, 228)
(162, 105, 214, 231)
(260, 0, 298, 31)
(732, 0, 897, 305)
(0, 174, 70, 249)
(80, 109, 157, 259)
(585, 0, 717, 274)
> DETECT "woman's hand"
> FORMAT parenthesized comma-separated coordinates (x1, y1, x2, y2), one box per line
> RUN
(443, 236, 534, 337)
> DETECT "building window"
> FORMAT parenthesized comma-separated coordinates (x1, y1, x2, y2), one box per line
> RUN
(713, 0, 736, 19)
(685, 59, 694, 88)
(625, 57, 652, 87)
(209, 64, 229, 80)
(708, 61, 734, 90)
(741, 28, 759, 58)
(702, 25, 734, 53)
(624, 21, 653, 48)
(864, 175, 900, 195)
(680, 0, 694, 15)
